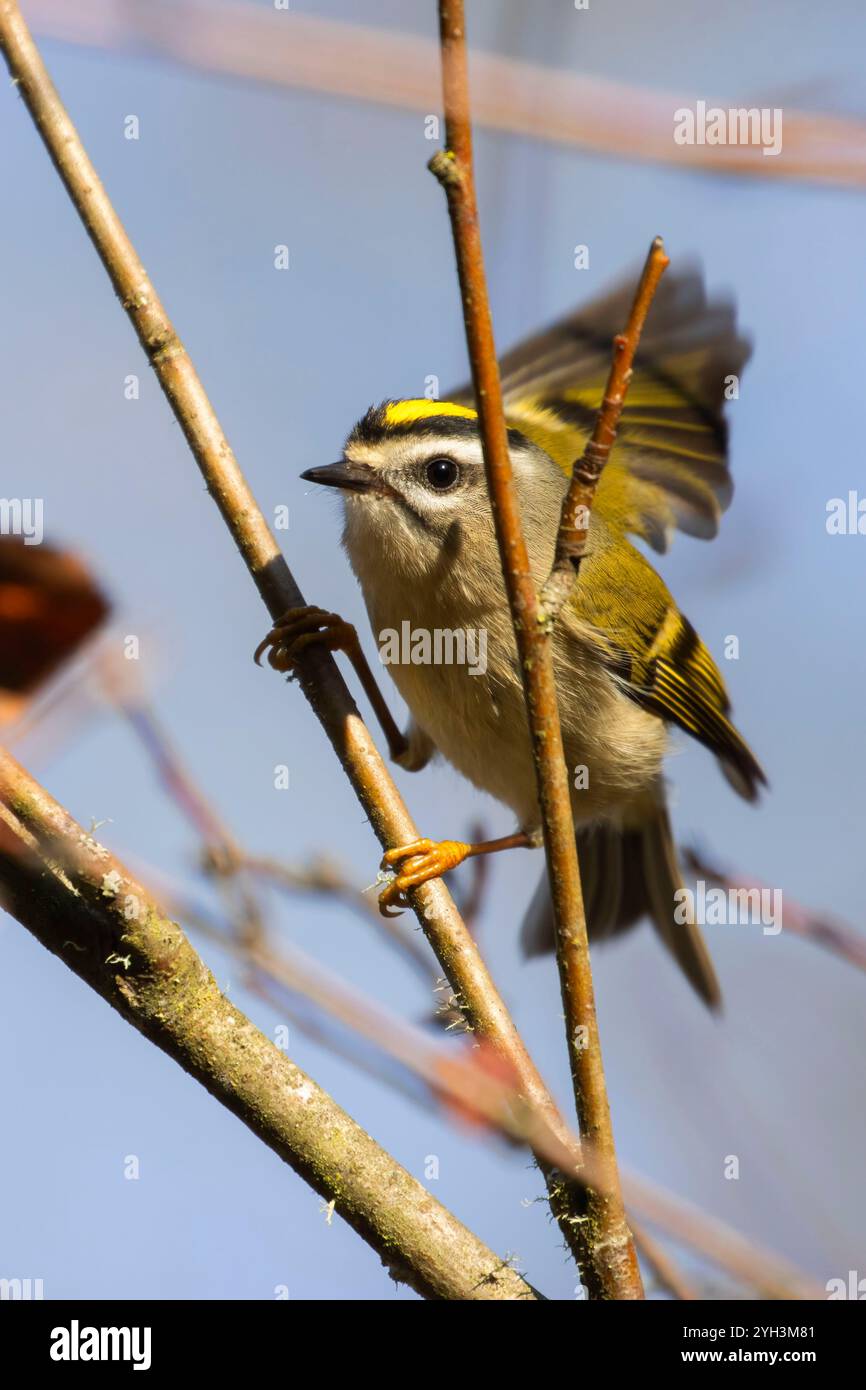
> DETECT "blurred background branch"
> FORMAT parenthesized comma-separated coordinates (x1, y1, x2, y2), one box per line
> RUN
(23, 0, 866, 188)
(684, 846, 866, 974)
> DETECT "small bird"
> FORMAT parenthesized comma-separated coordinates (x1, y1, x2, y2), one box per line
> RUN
(257, 266, 765, 1008)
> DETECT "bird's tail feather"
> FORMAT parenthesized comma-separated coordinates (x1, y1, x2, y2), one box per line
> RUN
(520, 805, 721, 1010)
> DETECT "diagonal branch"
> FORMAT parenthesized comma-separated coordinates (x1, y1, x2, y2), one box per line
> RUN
(540, 237, 669, 623)
(0, 0, 589, 1271)
(430, 0, 642, 1299)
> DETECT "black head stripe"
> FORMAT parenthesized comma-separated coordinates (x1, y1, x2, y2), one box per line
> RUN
(348, 400, 527, 451)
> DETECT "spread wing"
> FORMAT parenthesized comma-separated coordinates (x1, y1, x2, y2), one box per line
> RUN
(452, 262, 764, 797)
(454, 263, 751, 554)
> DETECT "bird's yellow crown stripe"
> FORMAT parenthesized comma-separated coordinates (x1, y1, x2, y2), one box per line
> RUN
(384, 399, 477, 426)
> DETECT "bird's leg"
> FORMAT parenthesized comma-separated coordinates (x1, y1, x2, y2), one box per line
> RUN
(378, 830, 536, 917)
(254, 605, 409, 763)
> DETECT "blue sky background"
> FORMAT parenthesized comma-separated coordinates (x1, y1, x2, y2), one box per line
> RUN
(1, 0, 865, 1300)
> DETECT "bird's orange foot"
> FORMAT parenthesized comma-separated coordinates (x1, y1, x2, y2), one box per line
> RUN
(378, 838, 471, 917)
(254, 605, 360, 673)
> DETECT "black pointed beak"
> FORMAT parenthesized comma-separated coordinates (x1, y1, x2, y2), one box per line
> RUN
(301, 460, 379, 494)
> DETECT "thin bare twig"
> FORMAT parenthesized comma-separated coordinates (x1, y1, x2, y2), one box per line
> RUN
(101, 650, 438, 977)
(540, 237, 669, 623)
(239, 848, 437, 980)
(0, 0, 588, 1271)
(0, 749, 540, 1301)
(236, 836, 490, 982)
(430, 0, 641, 1299)
(122, 696, 267, 948)
(103, 660, 434, 975)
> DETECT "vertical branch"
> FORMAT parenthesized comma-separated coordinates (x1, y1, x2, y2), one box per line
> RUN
(430, 0, 643, 1298)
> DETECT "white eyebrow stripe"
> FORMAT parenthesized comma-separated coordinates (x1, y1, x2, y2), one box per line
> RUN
(343, 441, 382, 467)
(404, 438, 538, 469)
(411, 438, 484, 467)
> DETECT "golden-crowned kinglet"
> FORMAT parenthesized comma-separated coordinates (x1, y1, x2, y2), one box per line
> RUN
(259, 267, 765, 1008)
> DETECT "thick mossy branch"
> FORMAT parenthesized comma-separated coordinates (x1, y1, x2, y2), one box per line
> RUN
(0, 750, 540, 1301)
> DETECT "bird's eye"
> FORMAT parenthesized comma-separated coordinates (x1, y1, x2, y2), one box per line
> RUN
(425, 457, 459, 491)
